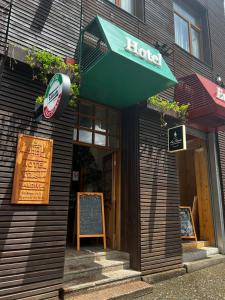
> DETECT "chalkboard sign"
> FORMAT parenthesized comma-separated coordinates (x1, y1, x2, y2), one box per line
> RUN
(77, 192, 106, 251)
(179, 206, 197, 240)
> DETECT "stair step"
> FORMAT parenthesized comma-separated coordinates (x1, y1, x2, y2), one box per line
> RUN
(182, 241, 209, 251)
(63, 280, 152, 300)
(63, 269, 142, 298)
(65, 249, 129, 267)
(183, 247, 219, 262)
(64, 259, 130, 282)
(184, 254, 225, 273)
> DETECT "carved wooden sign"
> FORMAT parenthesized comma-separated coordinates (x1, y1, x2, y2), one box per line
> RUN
(12, 134, 53, 205)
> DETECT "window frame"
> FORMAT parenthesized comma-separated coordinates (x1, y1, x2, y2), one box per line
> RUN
(105, 0, 144, 20)
(174, 6, 204, 60)
(74, 99, 121, 150)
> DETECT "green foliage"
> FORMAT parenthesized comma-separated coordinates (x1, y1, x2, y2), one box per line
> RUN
(36, 95, 44, 104)
(148, 95, 190, 127)
(25, 49, 80, 106)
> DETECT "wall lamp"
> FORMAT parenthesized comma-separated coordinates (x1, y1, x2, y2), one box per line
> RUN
(155, 41, 174, 57)
(215, 74, 224, 88)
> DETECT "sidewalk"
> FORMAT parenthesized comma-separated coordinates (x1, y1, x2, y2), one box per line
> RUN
(137, 262, 225, 300)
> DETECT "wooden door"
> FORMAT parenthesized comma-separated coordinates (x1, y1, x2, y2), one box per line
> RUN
(103, 151, 121, 249)
(194, 143, 215, 245)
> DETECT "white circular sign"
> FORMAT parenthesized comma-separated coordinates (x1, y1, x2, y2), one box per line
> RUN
(43, 73, 71, 119)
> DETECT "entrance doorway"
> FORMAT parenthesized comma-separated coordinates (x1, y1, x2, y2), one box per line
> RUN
(176, 137, 215, 247)
(67, 99, 121, 251)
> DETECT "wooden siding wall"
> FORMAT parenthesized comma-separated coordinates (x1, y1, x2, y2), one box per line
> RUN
(216, 132, 225, 230)
(121, 108, 140, 270)
(7, 0, 81, 57)
(138, 109, 182, 274)
(0, 62, 74, 299)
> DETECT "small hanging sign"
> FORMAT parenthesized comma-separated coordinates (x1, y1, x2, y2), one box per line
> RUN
(168, 125, 187, 153)
(43, 73, 71, 119)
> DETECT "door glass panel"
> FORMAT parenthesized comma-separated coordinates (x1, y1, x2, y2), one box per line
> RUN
(95, 119, 107, 133)
(95, 133, 106, 146)
(80, 116, 93, 129)
(79, 130, 92, 144)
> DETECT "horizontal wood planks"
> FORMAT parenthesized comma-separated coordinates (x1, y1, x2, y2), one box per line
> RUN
(138, 109, 182, 274)
(7, 0, 81, 57)
(217, 131, 225, 229)
(0, 62, 74, 299)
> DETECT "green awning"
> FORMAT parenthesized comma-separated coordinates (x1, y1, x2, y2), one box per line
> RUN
(79, 16, 177, 109)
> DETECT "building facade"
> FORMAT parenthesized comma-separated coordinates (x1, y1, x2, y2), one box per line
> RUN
(1, 0, 225, 299)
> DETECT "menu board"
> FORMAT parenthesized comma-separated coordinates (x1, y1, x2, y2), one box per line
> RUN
(77, 192, 106, 251)
(12, 134, 53, 205)
(79, 194, 103, 235)
(179, 206, 196, 240)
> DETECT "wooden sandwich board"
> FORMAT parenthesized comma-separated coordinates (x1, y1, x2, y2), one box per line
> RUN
(77, 192, 106, 251)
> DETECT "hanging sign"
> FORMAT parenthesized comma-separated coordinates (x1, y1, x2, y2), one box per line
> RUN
(43, 73, 71, 119)
(168, 125, 187, 153)
(216, 86, 225, 102)
(12, 134, 53, 205)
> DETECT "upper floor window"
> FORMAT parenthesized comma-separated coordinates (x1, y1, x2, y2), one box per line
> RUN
(108, 0, 134, 15)
(107, 0, 144, 19)
(173, 0, 204, 60)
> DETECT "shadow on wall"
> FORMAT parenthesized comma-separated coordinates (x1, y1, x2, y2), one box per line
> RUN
(0, 62, 68, 298)
(30, 0, 54, 32)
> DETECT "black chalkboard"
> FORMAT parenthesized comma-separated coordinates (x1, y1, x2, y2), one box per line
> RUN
(79, 194, 103, 235)
(77, 192, 106, 251)
(179, 206, 196, 239)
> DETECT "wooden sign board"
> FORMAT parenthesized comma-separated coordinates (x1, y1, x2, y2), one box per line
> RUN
(179, 206, 197, 240)
(77, 192, 106, 251)
(12, 134, 53, 205)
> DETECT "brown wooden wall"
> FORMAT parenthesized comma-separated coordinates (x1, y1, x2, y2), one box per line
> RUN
(121, 107, 140, 270)
(0, 62, 74, 299)
(7, 0, 81, 57)
(138, 108, 182, 274)
(216, 132, 225, 224)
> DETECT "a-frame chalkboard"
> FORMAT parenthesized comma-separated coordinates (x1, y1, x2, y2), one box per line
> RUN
(76, 192, 106, 251)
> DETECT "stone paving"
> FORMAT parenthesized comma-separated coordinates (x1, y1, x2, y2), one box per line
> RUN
(137, 262, 225, 300)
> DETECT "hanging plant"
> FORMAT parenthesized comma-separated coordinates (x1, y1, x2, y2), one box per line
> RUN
(148, 95, 190, 127)
(25, 49, 80, 107)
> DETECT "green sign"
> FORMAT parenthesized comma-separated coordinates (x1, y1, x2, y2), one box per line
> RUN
(43, 73, 71, 119)
(79, 16, 177, 108)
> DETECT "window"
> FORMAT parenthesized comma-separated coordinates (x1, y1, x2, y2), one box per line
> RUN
(107, 0, 144, 19)
(108, 0, 134, 14)
(74, 100, 120, 149)
(173, 0, 204, 60)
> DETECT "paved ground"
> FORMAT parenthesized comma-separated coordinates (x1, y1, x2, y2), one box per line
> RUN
(137, 263, 225, 300)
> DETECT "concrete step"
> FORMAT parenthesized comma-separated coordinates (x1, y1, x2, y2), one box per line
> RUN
(182, 241, 209, 251)
(64, 259, 130, 282)
(65, 249, 129, 267)
(63, 280, 152, 300)
(62, 269, 142, 299)
(184, 254, 225, 273)
(183, 247, 219, 263)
